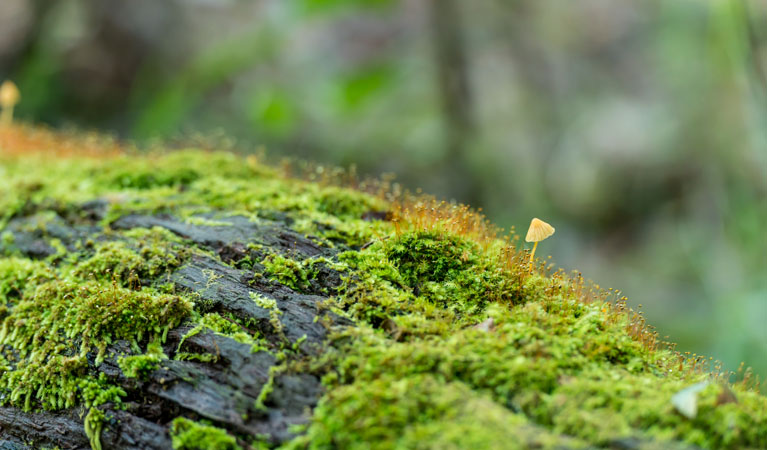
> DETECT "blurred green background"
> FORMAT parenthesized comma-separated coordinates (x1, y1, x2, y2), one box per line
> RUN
(0, 0, 765, 380)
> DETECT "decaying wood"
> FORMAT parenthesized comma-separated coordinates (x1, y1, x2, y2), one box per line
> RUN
(0, 203, 347, 449)
(0, 202, 707, 450)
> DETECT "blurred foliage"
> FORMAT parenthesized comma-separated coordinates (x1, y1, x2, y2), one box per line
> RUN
(0, 0, 765, 379)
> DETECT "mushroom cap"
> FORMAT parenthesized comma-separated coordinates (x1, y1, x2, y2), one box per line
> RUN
(525, 218, 555, 242)
(0, 81, 20, 107)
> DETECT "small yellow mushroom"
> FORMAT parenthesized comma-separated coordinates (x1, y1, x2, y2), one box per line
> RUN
(525, 217, 555, 270)
(0, 80, 21, 126)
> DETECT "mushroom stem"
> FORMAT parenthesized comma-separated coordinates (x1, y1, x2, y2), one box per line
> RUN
(529, 241, 538, 270)
(0, 105, 14, 126)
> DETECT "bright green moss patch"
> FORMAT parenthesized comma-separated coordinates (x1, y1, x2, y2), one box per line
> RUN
(74, 239, 182, 285)
(259, 253, 347, 294)
(0, 278, 191, 410)
(0, 202, 194, 418)
(176, 311, 272, 356)
(285, 374, 587, 450)
(110, 166, 200, 190)
(0, 257, 53, 301)
(315, 185, 383, 219)
(1, 280, 191, 361)
(249, 292, 285, 339)
(199, 312, 246, 336)
(84, 406, 107, 450)
(80, 372, 127, 409)
(537, 371, 767, 448)
(170, 417, 242, 450)
(261, 253, 310, 292)
(0, 149, 386, 248)
(386, 231, 477, 286)
(384, 231, 518, 314)
(119, 337, 166, 379)
(331, 234, 525, 334)
(291, 226, 767, 449)
(3, 355, 86, 411)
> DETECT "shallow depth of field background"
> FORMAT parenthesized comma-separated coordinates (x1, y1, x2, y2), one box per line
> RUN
(0, 0, 765, 380)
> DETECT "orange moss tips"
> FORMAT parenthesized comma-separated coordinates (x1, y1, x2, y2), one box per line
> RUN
(391, 193, 502, 245)
(0, 123, 124, 158)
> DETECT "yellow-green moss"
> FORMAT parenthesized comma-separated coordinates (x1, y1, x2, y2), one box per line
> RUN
(0, 149, 387, 247)
(261, 253, 310, 292)
(170, 417, 242, 450)
(1, 143, 765, 449)
(0, 202, 194, 418)
(119, 337, 166, 379)
(176, 311, 272, 356)
(284, 374, 587, 450)
(74, 239, 182, 285)
(287, 234, 767, 449)
(383, 231, 519, 313)
(0, 278, 191, 410)
(0, 257, 53, 301)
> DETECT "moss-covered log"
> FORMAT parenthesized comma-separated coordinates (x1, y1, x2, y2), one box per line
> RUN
(0, 126, 765, 449)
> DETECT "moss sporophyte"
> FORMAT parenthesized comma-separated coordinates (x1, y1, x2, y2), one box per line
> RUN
(0, 124, 764, 449)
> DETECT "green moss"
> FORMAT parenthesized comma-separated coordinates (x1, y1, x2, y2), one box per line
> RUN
(386, 231, 476, 286)
(315, 185, 383, 219)
(84, 407, 106, 450)
(331, 234, 517, 334)
(119, 353, 161, 378)
(121, 225, 186, 244)
(261, 253, 310, 291)
(74, 239, 181, 285)
(110, 166, 200, 190)
(282, 219, 765, 448)
(255, 366, 279, 412)
(170, 417, 242, 450)
(0, 149, 383, 247)
(536, 373, 767, 448)
(0, 257, 53, 301)
(80, 373, 128, 450)
(80, 372, 127, 408)
(250, 292, 285, 339)
(1, 140, 765, 450)
(176, 312, 271, 356)
(1, 279, 190, 360)
(119, 337, 166, 379)
(3, 355, 86, 410)
(294, 254, 767, 449)
(175, 352, 219, 363)
(0, 277, 191, 411)
(199, 312, 245, 335)
(285, 374, 588, 450)
(259, 253, 349, 296)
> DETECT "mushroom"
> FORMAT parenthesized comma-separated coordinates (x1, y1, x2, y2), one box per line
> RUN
(525, 217, 555, 270)
(0, 80, 21, 126)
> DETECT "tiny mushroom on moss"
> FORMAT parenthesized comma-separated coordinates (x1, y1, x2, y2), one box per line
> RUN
(525, 217, 555, 270)
(0, 80, 21, 126)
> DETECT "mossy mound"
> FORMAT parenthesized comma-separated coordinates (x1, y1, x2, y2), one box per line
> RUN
(0, 126, 764, 449)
